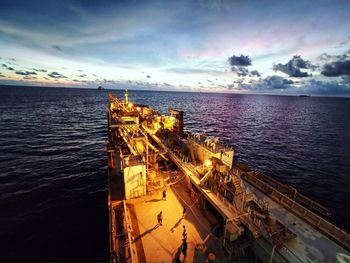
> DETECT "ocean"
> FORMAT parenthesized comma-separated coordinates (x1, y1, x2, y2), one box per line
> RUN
(0, 85, 349, 260)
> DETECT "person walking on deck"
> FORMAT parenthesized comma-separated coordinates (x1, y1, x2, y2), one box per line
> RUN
(157, 211, 163, 225)
(182, 225, 187, 240)
(162, 189, 166, 201)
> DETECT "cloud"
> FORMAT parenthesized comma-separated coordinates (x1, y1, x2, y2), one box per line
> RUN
(230, 65, 261, 77)
(233, 75, 350, 95)
(257, 76, 294, 90)
(103, 79, 116, 84)
(250, 70, 261, 77)
(273, 55, 316, 77)
(228, 54, 261, 77)
(32, 68, 47, 72)
(0, 73, 5, 77)
(52, 45, 63, 52)
(264, 75, 294, 89)
(319, 50, 350, 77)
(321, 60, 350, 77)
(300, 79, 350, 95)
(23, 76, 37, 80)
(2, 64, 15, 71)
(47, 71, 67, 78)
(15, 70, 37, 76)
(146, 75, 151, 78)
(236, 75, 294, 91)
(76, 74, 87, 78)
(228, 54, 252, 66)
(319, 53, 332, 61)
(233, 66, 249, 77)
(319, 50, 350, 63)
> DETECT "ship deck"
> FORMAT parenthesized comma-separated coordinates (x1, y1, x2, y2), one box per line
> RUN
(243, 180, 349, 262)
(124, 184, 226, 262)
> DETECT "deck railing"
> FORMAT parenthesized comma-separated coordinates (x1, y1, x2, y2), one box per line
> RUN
(243, 172, 350, 251)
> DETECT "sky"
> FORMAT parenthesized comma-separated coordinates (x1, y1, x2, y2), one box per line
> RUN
(0, 0, 350, 95)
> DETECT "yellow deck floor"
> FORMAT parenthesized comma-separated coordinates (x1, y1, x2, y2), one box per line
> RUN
(127, 186, 212, 262)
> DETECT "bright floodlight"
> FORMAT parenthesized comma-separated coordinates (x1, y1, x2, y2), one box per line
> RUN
(204, 159, 212, 167)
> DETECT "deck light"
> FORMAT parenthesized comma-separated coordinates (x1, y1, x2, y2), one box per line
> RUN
(204, 159, 212, 167)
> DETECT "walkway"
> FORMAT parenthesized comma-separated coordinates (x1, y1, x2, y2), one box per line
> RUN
(127, 187, 211, 262)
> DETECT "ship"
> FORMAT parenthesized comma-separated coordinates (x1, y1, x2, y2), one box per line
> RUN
(106, 90, 350, 262)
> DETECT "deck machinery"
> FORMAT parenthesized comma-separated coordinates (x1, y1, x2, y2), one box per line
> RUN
(106, 91, 350, 263)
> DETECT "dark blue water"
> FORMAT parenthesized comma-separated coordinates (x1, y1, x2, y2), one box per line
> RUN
(0, 86, 349, 260)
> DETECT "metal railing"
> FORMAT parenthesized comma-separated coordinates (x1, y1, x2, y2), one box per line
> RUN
(243, 173, 350, 251)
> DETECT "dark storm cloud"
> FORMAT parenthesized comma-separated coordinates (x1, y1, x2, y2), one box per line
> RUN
(76, 74, 87, 78)
(273, 55, 316, 77)
(7, 67, 14, 71)
(15, 70, 37, 76)
(47, 71, 67, 78)
(146, 75, 151, 78)
(228, 54, 252, 66)
(52, 45, 63, 52)
(32, 68, 47, 72)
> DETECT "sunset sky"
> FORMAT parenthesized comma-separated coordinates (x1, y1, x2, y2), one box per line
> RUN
(0, 0, 349, 95)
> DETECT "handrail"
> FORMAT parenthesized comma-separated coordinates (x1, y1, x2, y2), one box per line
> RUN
(243, 173, 350, 251)
(123, 201, 138, 263)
